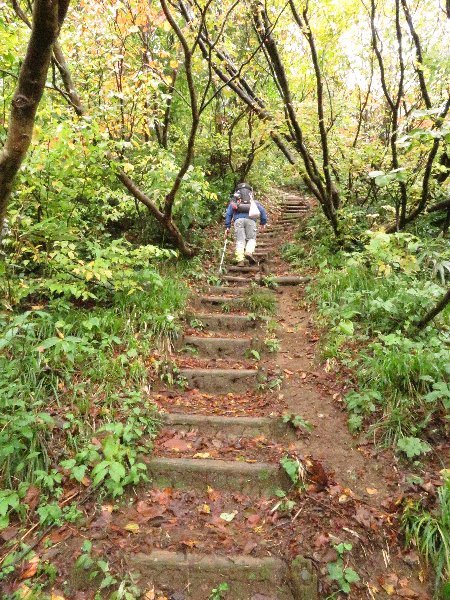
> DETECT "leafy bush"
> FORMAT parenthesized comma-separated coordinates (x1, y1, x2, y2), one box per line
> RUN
(287, 222, 449, 448)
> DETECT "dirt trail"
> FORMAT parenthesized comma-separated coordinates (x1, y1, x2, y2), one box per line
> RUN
(33, 190, 431, 600)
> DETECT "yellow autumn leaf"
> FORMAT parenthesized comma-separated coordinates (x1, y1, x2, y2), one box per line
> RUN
(16, 585, 33, 599)
(193, 452, 210, 459)
(124, 522, 140, 533)
(381, 583, 395, 595)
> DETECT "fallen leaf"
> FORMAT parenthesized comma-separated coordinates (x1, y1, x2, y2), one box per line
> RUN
(197, 504, 211, 514)
(381, 583, 395, 595)
(243, 540, 257, 555)
(180, 539, 197, 548)
(1, 526, 18, 542)
(144, 588, 155, 600)
(247, 514, 260, 526)
(124, 523, 140, 534)
(366, 488, 378, 495)
(314, 533, 329, 548)
(16, 585, 33, 599)
(220, 511, 237, 522)
(193, 452, 210, 459)
(354, 506, 373, 528)
(207, 486, 220, 501)
(397, 589, 418, 598)
(379, 573, 399, 596)
(24, 486, 40, 512)
(51, 594, 66, 600)
(162, 437, 191, 452)
(91, 506, 113, 529)
(20, 556, 39, 580)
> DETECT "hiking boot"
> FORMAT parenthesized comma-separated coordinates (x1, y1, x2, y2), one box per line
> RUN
(245, 253, 257, 265)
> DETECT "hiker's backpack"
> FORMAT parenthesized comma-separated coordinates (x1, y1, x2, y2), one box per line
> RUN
(232, 183, 253, 213)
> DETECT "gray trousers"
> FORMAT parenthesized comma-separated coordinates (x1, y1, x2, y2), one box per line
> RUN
(234, 218, 257, 258)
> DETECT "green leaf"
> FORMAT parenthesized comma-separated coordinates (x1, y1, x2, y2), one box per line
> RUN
(327, 561, 344, 581)
(397, 437, 431, 459)
(102, 435, 119, 460)
(337, 320, 354, 336)
(344, 567, 360, 584)
(280, 456, 299, 484)
(72, 465, 87, 482)
(108, 461, 126, 483)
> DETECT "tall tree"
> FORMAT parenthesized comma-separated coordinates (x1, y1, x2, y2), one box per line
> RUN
(0, 0, 71, 232)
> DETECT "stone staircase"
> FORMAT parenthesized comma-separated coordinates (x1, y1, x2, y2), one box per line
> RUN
(130, 192, 318, 599)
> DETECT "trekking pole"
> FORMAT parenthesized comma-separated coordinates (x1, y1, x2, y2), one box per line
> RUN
(218, 230, 229, 274)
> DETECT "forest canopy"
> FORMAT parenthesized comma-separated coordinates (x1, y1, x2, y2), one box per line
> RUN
(1, 0, 449, 251)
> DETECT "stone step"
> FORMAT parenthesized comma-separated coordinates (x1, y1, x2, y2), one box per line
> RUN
(162, 413, 291, 438)
(259, 233, 279, 239)
(206, 285, 249, 295)
(227, 265, 260, 273)
(186, 313, 263, 331)
(221, 275, 256, 284)
(285, 195, 307, 201)
(178, 367, 258, 393)
(145, 457, 289, 496)
(198, 295, 244, 308)
(219, 275, 310, 287)
(128, 551, 317, 599)
(182, 335, 252, 358)
(273, 275, 311, 285)
(280, 215, 304, 221)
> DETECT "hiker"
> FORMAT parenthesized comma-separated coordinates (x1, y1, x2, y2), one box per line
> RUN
(225, 183, 267, 266)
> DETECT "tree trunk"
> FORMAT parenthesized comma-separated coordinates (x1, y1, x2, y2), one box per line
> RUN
(0, 0, 71, 232)
(114, 161, 195, 257)
(52, 41, 85, 116)
(416, 287, 450, 330)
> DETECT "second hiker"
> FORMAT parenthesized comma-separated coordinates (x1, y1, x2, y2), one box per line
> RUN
(225, 183, 268, 266)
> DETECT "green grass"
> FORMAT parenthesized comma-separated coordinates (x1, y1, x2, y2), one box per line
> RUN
(0, 272, 187, 528)
(401, 478, 450, 596)
(243, 288, 277, 315)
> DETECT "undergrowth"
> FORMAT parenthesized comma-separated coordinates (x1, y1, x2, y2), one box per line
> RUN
(243, 287, 277, 315)
(401, 475, 450, 596)
(0, 239, 189, 533)
(284, 209, 449, 449)
(284, 208, 450, 593)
